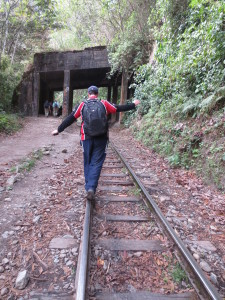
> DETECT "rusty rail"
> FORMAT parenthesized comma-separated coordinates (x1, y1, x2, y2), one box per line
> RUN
(110, 141, 221, 300)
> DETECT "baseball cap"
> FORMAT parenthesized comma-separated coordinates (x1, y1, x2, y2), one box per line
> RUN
(88, 85, 98, 93)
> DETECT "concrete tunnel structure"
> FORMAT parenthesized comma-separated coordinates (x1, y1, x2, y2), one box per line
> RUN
(13, 46, 132, 118)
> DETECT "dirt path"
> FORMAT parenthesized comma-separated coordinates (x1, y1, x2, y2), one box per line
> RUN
(0, 116, 84, 299)
(0, 117, 78, 165)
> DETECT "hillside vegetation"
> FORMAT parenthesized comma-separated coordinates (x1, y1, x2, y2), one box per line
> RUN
(0, 0, 224, 189)
(125, 0, 225, 190)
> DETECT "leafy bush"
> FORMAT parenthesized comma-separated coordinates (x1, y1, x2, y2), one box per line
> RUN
(132, 107, 225, 190)
(127, 0, 225, 122)
(0, 113, 22, 134)
(117, 1, 225, 189)
(0, 55, 21, 112)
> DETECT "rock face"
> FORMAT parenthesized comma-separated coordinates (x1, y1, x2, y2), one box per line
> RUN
(15, 270, 29, 290)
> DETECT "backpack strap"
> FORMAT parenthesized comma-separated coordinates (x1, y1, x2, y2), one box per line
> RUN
(81, 99, 106, 116)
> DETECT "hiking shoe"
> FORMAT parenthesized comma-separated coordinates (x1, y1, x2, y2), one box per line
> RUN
(87, 189, 95, 201)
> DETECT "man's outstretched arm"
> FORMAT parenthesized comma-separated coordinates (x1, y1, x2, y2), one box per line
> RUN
(52, 110, 77, 135)
(114, 99, 140, 112)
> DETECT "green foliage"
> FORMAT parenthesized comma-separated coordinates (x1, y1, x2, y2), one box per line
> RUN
(171, 263, 188, 283)
(0, 55, 21, 111)
(129, 0, 225, 122)
(179, 86, 225, 116)
(199, 86, 225, 113)
(181, 96, 201, 117)
(133, 107, 225, 189)
(49, 0, 104, 50)
(130, 186, 142, 197)
(10, 149, 43, 173)
(0, 112, 22, 134)
(152, 0, 189, 37)
(222, 153, 225, 162)
(54, 91, 63, 105)
(108, 0, 153, 76)
(20, 158, 36, 172)
(50, 0, 154, 72)
(0, 0, 58, 112)
(0, 0, 57, 62)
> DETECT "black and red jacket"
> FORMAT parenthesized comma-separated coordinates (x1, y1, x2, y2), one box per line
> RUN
(58, 95, 136, 140)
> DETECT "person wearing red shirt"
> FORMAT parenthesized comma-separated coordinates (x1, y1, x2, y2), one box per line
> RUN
(52, 85, 140, 201)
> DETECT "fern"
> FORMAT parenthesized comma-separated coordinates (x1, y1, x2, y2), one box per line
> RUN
(182, 97, 201, 116)
(199, 86, 225, 113)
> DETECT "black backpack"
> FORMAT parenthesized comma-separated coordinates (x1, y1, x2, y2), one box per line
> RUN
(82, 100, 108, 137)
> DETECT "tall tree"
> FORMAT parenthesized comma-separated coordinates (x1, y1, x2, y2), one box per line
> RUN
(0, 0, 57, 68)
(50, 0, 155, 76)
(0, 0, 57, 111)
(103, 0, 155, 75)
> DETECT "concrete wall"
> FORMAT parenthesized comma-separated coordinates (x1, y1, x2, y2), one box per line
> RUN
(12, 70, 36, 116)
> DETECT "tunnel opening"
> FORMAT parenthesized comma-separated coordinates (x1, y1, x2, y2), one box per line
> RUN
(39, 71, 64, 115)
(38, 68, 114, 115)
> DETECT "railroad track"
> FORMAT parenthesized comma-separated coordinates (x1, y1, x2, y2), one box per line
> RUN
(75, 142, 221, 300)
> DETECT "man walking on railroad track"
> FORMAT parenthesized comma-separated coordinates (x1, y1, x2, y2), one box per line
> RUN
(52, 85, 140, 201)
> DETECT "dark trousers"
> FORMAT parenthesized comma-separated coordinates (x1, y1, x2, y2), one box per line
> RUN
(82, 137, 108, 192)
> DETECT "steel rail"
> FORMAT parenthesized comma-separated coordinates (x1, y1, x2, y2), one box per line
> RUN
(76, 199, 91, 300)
(111, 142, 221, 300)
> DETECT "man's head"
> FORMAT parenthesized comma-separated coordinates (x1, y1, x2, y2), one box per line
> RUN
(88, 85, 98, 95)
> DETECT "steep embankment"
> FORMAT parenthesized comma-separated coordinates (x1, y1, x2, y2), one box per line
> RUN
(124, 1, 225, 191)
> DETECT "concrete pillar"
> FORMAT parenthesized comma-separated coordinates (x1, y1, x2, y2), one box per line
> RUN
(69, 88, 73, 112)
(111, 86, 118, 123)
(119, 70, 128, 123)
(33, 72, 40, 116)
(107, 86, 111, 101)
(63, 70, 71, 117)
(112, 86, 118, 104)
(49, 90, 54, 102)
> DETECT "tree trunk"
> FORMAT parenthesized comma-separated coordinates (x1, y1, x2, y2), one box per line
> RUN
(11, 31, 20, 65)
(2, 18, 9, 56)
(119, 69, 128, 123)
